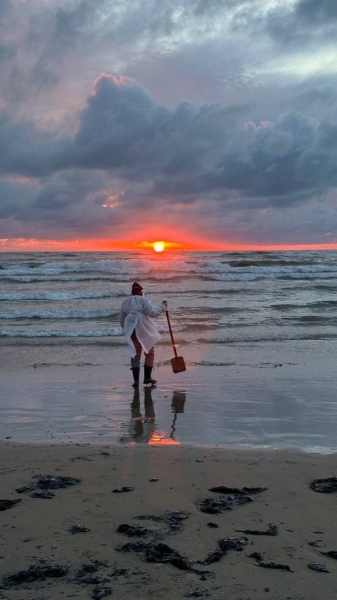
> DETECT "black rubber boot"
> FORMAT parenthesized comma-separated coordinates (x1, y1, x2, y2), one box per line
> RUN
(132, 367, 140, 388)
(143, 366, 157, 386)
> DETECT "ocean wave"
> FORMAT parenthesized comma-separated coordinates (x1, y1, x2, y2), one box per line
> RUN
(0, 290, 128, 301)
(0, 328, 123, 338)
(196, 332, 337, 343)
(0, 309, 119, 320)
(0, 324, 185, 337)
(0, 275, 131, 283)
(2, 257, 337, 279)
(206, 271, 337, 282)
(272, 300, 337, 311)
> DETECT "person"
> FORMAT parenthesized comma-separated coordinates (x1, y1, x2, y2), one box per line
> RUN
(119, 281, 168, 387)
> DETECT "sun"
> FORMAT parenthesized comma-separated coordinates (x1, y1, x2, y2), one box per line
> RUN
(153, 241, 165, 252)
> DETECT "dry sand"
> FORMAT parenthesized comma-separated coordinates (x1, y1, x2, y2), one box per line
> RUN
(1, 442, 337, 599)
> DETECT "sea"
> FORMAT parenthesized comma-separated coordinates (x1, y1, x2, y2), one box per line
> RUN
(1, 249, 337, 451)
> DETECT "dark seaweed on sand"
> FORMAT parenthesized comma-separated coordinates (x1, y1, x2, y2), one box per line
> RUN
(117, 541, 213, 577)
(30, 491, 55, 499)
(0, 499, 22, 511)
(135, 511, 191, 534)
(198, 494, 253, 514)
(308, 563, 330, 573)
(117, 524, 151, 537)
(3, 561, 69, 588)
(236, 523, 278, 536)
(69, 524, 91, 534)
(310, 477, 337, 493)
(199, 485, 267, 514)
(34, 475, 81, 489)
(92, 587, 112, 599)
(259, 561, 293, 573)
(209, 486, 267, 495)
(322, 551, 337, 559)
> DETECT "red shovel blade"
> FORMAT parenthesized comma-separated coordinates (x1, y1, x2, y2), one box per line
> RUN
(171, 356, 186, 374)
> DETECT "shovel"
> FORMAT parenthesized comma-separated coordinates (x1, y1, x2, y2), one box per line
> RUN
(165, 308, 186, 374)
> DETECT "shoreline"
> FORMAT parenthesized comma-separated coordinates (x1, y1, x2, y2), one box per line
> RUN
(1, 442, 337, 599)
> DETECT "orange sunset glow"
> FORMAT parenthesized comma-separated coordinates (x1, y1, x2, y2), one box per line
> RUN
(148, 432, 180, 446)
(3, 238, 337, 252)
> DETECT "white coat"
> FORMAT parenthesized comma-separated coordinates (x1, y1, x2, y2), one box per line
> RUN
(119, 295, 166, 358)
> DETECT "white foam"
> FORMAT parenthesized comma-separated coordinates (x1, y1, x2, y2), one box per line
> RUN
(0, 328, 123, 338)
(0, 291, 128, 301)
(0, 309, 118, 319)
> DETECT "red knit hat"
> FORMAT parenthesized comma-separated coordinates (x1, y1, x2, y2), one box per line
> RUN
(132, 281, 143, 295)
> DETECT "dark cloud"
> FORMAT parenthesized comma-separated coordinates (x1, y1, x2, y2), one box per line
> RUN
(2, 74, 337, 208)
(0, 42, 15, 62)
(296, 0, 337, 23)
(266, 0, 337, 46)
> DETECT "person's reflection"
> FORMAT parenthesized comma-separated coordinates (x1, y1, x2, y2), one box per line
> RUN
(130, 387, 156, 443)
(170, 391, 186, 439)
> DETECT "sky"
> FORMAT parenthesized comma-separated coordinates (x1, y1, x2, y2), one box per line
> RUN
(1, 0, 337, 251)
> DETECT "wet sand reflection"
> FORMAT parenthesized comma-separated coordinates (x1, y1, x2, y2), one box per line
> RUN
(123, 388, 187, 445)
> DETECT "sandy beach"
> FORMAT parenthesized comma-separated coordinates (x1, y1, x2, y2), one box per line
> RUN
(1, 442, 337, 599)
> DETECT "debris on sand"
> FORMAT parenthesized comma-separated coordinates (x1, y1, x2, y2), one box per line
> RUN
(308, 563, 330, 573)
(135, 511, 191, 535)
(30, 491, 55, 499)
(308, 540, 323, 548)
(184, 591, 210, 598)
(321, 551, 337, 559)
(118, 541, 213, 578)
(15, 475, 81, 498)
(198, 549, 223, 565)
(248, 552, 263, 562)
(2, 561, 69, 588)
(310, 477, 337, 493)
(198, 537, 249, 566)
(207, 522, 219, 528)
(258, 561, 293, 573)
(110, 568, 128, 578)
(236, 524, 278, 536)
(209, 486, 267, 495)
(0, 499, 22, 511)
(117, 524, 151, 537)
(15, 486, 36, 494)
(112, 487, 134, 493)
(199, 485, 267, 514)
(34, 475, 81, 489)
(198, 495, 253, 514)
(218, 537, 249, 553)
(69, 525, 91, 534)
(75, 561, 110, 586)
(92, 587, 112, 599)
(76, 561, 109, 577)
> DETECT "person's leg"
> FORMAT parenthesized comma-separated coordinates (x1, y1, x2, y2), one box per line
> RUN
(131, 331, 142, 388)
(143, 347, 157, 385)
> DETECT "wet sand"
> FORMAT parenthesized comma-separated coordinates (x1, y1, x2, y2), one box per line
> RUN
(1, 442, 337, 599)
(2, 339, 337, 451)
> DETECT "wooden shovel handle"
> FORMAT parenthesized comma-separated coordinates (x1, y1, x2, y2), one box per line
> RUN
(166, 310, 178, 358)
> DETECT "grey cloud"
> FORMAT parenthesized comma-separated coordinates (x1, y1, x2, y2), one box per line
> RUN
(266, 0, 337, 46)
(69, 75, 337, 204)
(0, 109, 72, 176)
(0, 169, 126, 237)
(2, 74, 337, 208)
(296, 0, 337, 23)
(0, 42, 15, 62)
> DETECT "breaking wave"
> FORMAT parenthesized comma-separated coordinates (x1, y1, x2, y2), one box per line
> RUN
(0, 291, 128, 301)
(0, 309, 119, 320)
